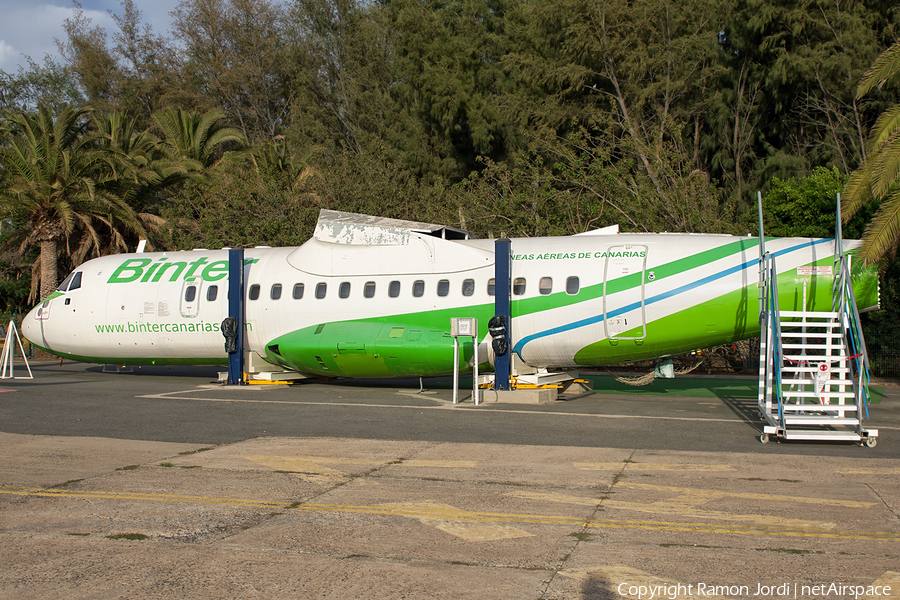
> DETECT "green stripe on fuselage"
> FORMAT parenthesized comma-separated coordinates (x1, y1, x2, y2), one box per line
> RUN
(512, 237, 760, 316)
(573, 261, 861, 365)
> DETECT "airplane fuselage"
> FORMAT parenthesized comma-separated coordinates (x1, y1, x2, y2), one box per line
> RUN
(22, 219, 879, 379)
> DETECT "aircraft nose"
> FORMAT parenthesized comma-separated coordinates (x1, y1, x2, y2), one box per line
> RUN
(20, 306, 43, 346)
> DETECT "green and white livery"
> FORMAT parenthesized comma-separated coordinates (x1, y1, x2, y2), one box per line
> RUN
(23, 210, 879, 378)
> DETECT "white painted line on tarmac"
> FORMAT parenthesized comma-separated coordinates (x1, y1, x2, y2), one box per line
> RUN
(136, 390, 753, 423)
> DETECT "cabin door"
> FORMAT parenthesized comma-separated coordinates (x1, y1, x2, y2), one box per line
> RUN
(180, 279, 202, 318)
(602, 244, 648, 340)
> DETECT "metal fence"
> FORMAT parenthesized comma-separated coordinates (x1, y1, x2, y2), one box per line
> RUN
(867, 340, 900, 380)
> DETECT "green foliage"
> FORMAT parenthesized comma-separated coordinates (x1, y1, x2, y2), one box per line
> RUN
(0, 104, 152, 298)
(764, 167, 863, 239)
(861, 256, 900, 378)
(313, 146, 454, 225)
(452, 124, 736, 239)
(151, 107, 247, 169)
(172, 0, 290, 141)
(843, 42, 900, 266)
(58, 0, 197, 126)
(1, 0, 897, 254)
(159, 158, 320, 249)
(712, 0, 891, 212)
(0, 58, 85, 113)
(0, 230, 32, 316)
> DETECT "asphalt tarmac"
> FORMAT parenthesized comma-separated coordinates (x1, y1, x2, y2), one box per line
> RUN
(1, 361, 899, 599)
(1, 361, 899, 456)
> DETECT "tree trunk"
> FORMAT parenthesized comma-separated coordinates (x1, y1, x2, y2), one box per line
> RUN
(39, 238, 59, 300)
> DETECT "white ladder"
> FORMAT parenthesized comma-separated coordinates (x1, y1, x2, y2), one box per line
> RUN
(759, 310, 874, 444)
(755, 192, 875, 446)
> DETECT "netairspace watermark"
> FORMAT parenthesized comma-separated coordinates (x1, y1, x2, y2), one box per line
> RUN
(616, 582, 892, 599)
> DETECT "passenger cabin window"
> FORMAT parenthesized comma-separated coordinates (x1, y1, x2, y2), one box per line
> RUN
(566, 276, 580, 295)
(271, 284, 282, 300)
(487, 278, 495, 296)
(389, 281, 401, 298)
(364, 281, 376, 298)
(249, 284, 260, 300)
(513, 277, 526, 295)
(293, 283, 304, 299)
(339, 282, 351, 299)
(69, 272, 82, 291)
(315, 283, 327, 299)
(207, 285, 218, 301)
(437, 279, 450, 297)
(185, 285, 197, 302)
(462, 279, 475, 297)
(539, 277, 552, 295)
(413, 280, 425, 297)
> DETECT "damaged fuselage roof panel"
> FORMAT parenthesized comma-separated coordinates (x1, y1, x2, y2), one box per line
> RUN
(314, 209, 473, 245)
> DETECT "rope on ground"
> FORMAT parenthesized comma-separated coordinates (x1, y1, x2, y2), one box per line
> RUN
(675, 360, 704, 375)
(605, 359, 704, 386)
(605, 369, 655, 386)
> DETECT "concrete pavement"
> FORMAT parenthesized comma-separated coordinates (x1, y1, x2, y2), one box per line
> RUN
(1, 361, 899, 599)
(1, 433, 899, 599)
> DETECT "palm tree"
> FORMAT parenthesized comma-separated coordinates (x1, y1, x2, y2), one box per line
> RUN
(151, 107, 246, 170)
(0, 105, 154, 300)
(94, 111, 204, 213)
(842, 42, 900, 265)
(249, 136, 318, 192)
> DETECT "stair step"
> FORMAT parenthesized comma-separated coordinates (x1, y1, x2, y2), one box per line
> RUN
(779, 404, 858, 412)
(781, 365, 852, 373)
(780, 310, 840, 319)
(781, 430, 863, 441)
(779, 379, 854, 387)
(780, 333, 844, 340)
(782, 416, 860, 426)
(781, 343, 847, 351)
(779, 390, 855, 399)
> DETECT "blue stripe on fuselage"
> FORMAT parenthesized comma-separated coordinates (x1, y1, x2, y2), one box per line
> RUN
(511, 239, 832, 356)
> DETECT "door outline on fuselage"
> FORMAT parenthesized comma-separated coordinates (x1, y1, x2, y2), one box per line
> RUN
(180, 278, 202, 318)
(602, 244, 648, 340)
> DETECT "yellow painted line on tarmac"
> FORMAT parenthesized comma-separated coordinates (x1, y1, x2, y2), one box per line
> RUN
(507, 490, 837, 530)
(378, 501, 533, 541)
(575, 462, 735, 472)
(618, 482, 877, 508)
(273, 456, 385, 466)
(401, 460, 478, 468)
(599, 499, 836, 530)
(0, 484, 285, 509)
(2, 485, 899, 542)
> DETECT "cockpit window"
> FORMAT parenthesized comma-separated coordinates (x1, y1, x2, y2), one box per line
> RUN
(69, 272, 82, 291)
(57, 272, 75, 292)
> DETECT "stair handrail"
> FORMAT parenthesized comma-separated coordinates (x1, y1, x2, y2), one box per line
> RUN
(838, 254, 871, 421)
(832, 192, 870, 424)
(764, 252, 787, 425)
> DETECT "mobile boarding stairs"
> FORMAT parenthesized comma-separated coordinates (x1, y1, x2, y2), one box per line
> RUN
(757, 198, 876, 446)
